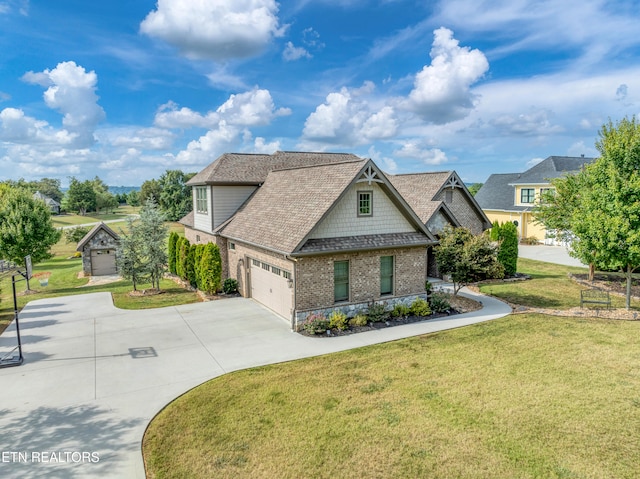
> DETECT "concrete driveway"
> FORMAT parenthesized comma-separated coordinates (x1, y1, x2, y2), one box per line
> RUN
(0, 291, 510, 478)
(518, 244, 586, 268)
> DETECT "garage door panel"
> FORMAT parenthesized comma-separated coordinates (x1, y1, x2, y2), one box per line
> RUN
(91, 249, 117, 276)
(250, 260, 292, 320)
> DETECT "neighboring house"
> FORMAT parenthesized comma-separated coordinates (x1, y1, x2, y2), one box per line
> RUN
(77, 222, 119, 276)
(33, 191, 61, 214)
(182, 151, 489, 328)
(475, 155, 595, 242)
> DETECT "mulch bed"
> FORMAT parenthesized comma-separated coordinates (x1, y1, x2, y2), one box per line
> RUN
(299, 295, 483, 337)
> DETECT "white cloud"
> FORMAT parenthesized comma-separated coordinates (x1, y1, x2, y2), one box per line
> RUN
(303, 82, 398, 145)
(174, 121, 239, 165)
(490, 109, 563, 137)
(283, 41, 311, 61)
(525, 157, 545, 168)
(140, 0, 285, 61)
(394, 141, 449, 165)
(404, 27, 488, 124)
(217, 88, 290, 126)
(0, 91, 11, 102)
(22, 61, 105, 147)
(252, 136, 280, 153)
(106, 127, 175, 150)
(367, 145, 397, 172)
(154, 102, 219, 129)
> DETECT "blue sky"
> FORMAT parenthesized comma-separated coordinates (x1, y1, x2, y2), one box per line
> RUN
(1, 0, 640, 186)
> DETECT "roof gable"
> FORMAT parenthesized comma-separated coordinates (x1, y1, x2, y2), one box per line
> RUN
(76, 222, 120, 251)
(512, 155, 595, 184)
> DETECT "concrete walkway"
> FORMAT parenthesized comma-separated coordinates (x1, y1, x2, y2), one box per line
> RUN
(0, 289, 511, 478)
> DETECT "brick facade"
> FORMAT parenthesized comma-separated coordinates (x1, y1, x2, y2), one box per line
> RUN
(294, 246, 427, 327)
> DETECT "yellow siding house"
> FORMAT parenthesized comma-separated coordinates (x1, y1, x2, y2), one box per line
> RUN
(475, 156, 595, 242)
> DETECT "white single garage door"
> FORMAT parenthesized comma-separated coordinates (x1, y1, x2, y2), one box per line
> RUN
(91, 249, 117, 276)
(249, 258, 293, 320)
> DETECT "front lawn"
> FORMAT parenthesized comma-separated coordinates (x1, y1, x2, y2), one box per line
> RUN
(143, 313, 640, 479)
(479, 258, 640, 310)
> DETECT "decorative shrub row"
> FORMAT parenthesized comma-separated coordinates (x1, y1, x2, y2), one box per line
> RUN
(167, 233, 222, 294)
(302, 295, 452, 335)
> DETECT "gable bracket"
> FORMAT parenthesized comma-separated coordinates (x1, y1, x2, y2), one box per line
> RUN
(356, 164, 384, 185)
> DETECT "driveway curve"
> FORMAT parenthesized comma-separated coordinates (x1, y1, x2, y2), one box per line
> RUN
(0, 289, 510, 478)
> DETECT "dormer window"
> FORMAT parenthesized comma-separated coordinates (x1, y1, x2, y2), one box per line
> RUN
(358, 191, 372, 216)
(520, 188, 535, 204)
(196, 187, 208, 213)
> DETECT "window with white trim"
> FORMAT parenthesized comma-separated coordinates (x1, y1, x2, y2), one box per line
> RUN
(520, 188, 535, 204)
(334, 260, 349, 302)
(195, 187, 208, 213)
(358, 191, 372, 216)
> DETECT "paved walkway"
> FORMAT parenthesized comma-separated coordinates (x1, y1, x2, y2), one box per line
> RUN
(0, 289, 510, 478)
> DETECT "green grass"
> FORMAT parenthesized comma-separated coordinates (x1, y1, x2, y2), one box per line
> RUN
(51, 206, 139, 228)
(479, 258, 640, 310)
(143, 314, 640, 479)
(0, 221, 196, 333)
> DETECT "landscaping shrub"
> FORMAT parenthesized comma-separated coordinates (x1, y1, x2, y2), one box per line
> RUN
(425, 281, 433, 295)
(223, 278, 238, 294)
(391, 303, 411, 319)
(303, 313, 330, 334)
(168, 231, 179, 274)
(430, 292, 451, 313)
(176, 237, 189, 279)
(193, 244, 204, 289)
(366, 302, 389, 322)
(490, 220, 501, 241)
(328, 310, 348, 330)
(410, 298, 432, 317)
(349, 314, 368, 327)
(199, 243, 222, 294)
(498, 221, 519, 276)
(185, 244, 197, 287)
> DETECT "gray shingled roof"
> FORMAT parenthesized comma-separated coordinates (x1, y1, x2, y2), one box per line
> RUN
(219, 159, 434, 254)
(297, 232, 431, 255)
(475, 155, 596, 212)
(512, 156, 595, 184)
(187, 151, 362, 186)
(178, 210, 194, 228)
(475, 173, 524, 212)
(388, 172, 452, 224)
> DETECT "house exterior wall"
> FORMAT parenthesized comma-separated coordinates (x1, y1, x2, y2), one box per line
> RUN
(81, 230, 119, 275)
(193, 186, 214, 233)
(293, 246, 427, 327)
(426, 210, 451, 235)
(435, 187, 485, 234)
(309, 182, 415, 239)
(212, 185, 256, 229)
(483, 210, 546, 242)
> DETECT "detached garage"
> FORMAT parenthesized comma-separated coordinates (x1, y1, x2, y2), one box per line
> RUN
(77, 222, 120, 276)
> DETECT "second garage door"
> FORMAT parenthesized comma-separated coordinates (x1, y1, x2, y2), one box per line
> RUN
(249, 258, 293, 320)
(91, 249, 117, 276)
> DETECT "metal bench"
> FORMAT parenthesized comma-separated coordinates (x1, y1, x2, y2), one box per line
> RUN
(580, 289, 611, 309)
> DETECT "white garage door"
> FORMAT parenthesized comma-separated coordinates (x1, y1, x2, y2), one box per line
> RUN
(249, 258, 293, 320)
(91, 249, 117, 276)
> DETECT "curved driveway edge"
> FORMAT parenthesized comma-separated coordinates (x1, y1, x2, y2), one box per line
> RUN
(0, 288, 510, 478)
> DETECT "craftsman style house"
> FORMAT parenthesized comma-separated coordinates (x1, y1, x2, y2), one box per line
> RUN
(182, 151, 489, 328)
(475, 155, 595, 242)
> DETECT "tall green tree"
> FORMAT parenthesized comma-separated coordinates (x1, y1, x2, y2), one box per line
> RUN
(64, 177, 97, 215)
(117, 198, 168, 291)
(158, 170, 193, 221)
(168, 232, 179, 274)
(0, 188, 62, 263)
(536, 116, 640, 309)
(140, 179, 162, 205)
(435, 226, 504, 295)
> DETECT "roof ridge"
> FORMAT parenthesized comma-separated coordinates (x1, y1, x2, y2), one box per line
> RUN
(390, 171, 452, 177)
(270, 158, 367, 173)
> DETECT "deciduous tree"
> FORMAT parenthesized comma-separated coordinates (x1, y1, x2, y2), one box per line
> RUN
(0, 188, 62, 264)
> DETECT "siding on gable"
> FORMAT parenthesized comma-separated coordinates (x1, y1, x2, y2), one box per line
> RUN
(212, 185, 257, 228)
(193, 186, 214, 233)
(309, 182, 416, 239)
(435, 188, 484, 234)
